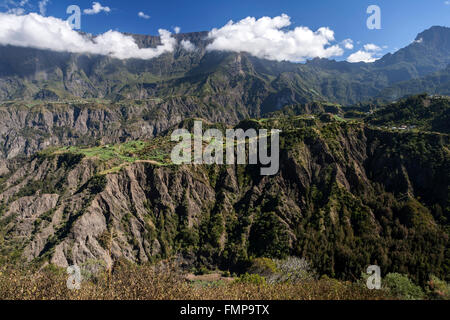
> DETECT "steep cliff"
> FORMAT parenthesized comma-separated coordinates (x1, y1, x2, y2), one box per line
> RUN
(0, 98, 248, 162)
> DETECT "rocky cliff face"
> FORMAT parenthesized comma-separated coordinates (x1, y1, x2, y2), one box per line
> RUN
(0, 98, 249, 162)
(0, 120, 448, 283)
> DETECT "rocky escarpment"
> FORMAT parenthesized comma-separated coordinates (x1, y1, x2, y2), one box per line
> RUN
(0, 97, 348, 164)
(0, 121, 448, 283)
(0, 98, 250, 162)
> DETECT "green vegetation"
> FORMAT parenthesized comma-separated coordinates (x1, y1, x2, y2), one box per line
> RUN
(367, 94, 450, 133)
(249, 211, 290, 259)
(383, 273, 425, 300)
(48, 138, 176, 174)
(427, 275, 450, 300)
(2, 27, 449, 109)
(55, 141, 148, 162)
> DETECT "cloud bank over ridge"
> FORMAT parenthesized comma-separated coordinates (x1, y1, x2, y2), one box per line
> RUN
(206, 14, 345, 62)
(0, 12, 176, 59)
(0, 12, 355, 62)
(347, 43, 382, 63)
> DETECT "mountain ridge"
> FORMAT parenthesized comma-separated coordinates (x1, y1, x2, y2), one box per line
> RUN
(0, 26, 449, 108)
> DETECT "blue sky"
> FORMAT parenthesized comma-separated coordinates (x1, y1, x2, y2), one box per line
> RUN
(1, 0, 449, 61)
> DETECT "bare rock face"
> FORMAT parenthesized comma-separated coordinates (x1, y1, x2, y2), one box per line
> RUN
(0, 98, 247, 162)
(5, 194, 60, 236)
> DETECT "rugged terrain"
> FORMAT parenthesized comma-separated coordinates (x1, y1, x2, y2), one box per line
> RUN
(0, 96, 448, 285)
(0, 24, 449, 291)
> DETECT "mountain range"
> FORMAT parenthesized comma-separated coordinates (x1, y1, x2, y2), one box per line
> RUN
(0, 26, 449, 110)
(0, 25, 448, 286)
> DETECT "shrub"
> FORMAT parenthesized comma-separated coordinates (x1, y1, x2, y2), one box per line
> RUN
(221, 271, 231, 278)
(87, 175, 107, 194)
(194, 266, 209, 276)
(383, 273, 424, 300)
(246, 257, 315, 284)
(427, 275, 450, 300)
(248, 258, 278, 277)
(271, 257, 315, 283)
(234, 273, 267, 285)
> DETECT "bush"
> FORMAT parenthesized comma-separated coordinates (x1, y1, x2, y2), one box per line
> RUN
(383, 273, 424, 300)
(194, 266, 209, 276)
(427, 275, 450, 300)
(248, 258, 278, 277)
(221, 270, 231, 278)
(248, 257, 315, 284)
(87, 175, 107, 194)
(271, 257, 315, 283)
(234, 273, 266, 285)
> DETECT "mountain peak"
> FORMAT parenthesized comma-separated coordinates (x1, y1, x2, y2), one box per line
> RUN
(414, 25, 450, 46)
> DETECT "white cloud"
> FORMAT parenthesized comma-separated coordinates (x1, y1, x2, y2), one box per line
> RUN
(180, 39, 195, 51)
(84, 2, 110, 15)
(38, 0, 49, 16)
(0, 12, 176, 60)
(347, 50, 378, 63)
(342, 39, 354, 50)
(363, 43, 381, 51)
(445, 1, 450, 5)
(347, 43, 384, 63)
(174, 26, 181, 34)
(206, 14, 344, 62)
(138, 11, 150, 19)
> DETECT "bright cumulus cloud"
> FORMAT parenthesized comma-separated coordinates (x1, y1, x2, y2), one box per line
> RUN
(0, 12, 176, 59)
(342, 39, 354, 50)
(0, 12, 353, 62)
(206, 14, 344, 62)
(347, 43, 382, 63)
(347, 51, 377, 63)
(84, 2, 110, 15)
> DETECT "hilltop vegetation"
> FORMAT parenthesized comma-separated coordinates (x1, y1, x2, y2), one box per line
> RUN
(366, 94, 450, 133)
